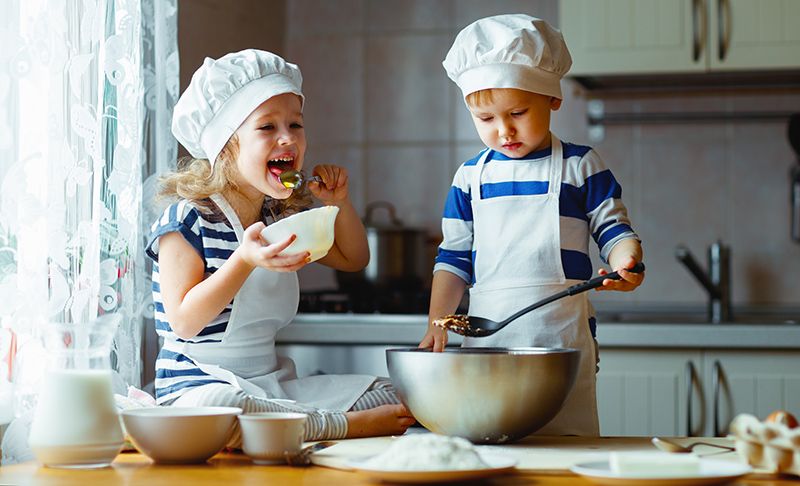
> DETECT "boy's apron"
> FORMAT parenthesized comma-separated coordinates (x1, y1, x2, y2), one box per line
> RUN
(177, 193, 374, 411)
(463, 135, 599, 436)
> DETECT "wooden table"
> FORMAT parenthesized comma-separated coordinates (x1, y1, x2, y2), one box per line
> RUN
(1, 451, 798, 486)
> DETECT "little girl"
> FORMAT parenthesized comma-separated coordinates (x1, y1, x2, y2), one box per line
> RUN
(146, 49, 414, 443)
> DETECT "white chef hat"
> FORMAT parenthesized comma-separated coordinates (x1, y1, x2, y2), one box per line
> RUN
(443, 14, 572, 100)
(171, 49, 304, 166)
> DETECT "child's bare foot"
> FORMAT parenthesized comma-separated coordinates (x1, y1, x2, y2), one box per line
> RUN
(345, 404, 416, 438)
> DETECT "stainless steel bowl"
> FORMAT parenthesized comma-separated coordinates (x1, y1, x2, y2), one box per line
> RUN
(386, 347, 580, 444)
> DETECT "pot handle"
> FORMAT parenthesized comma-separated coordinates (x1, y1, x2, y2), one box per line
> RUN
(364, 201, 404, 227)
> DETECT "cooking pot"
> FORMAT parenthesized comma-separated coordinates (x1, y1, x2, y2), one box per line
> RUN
(336, 201, 433, 292)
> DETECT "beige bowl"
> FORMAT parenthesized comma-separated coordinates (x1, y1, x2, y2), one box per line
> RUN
(238, 412, 307, 465)
(260, 206, 339, 262)
(121, 407, 241, 464)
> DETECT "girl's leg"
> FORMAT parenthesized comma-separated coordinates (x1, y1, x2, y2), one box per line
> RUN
(172, 383, 348, 446)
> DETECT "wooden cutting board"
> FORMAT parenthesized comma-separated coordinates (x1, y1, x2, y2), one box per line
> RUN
(310, 434, 742, 474)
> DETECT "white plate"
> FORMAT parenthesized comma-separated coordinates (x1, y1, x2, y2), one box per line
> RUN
(571, 459, 752, 486)
(348, 452, 516, 484)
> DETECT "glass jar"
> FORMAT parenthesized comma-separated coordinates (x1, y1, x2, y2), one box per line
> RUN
(28, 314, 124, 468)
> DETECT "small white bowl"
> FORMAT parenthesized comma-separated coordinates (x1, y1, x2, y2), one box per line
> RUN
(121, 407, 241, 464)
(260, 206, 339, 262)
(238, 412, 307, 465)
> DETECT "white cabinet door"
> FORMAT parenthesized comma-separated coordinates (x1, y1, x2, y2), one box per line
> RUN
(560, 0, 706, 75)
(708, 0, 800, 70)
(702, 350, 800, 437)
(560, 0, 800, 75)
(597, 349, 704, 436)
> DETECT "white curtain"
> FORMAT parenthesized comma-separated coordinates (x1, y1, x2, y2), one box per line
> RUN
(0, 0, 178, 463)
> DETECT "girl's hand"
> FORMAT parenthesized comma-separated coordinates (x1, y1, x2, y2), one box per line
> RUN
(595, 256, 644, 292)
(418, 324, 448, 353)
(308, 164, 349, 203)
(239, 223, 310, 272)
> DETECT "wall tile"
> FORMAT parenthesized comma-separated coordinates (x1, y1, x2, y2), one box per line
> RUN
(730, 121, 800, 304)
(288, 37, 365, 144)
(365, 145, 450, 233)
(366, 0, 452, 32)
(287, 0, 364, 38)
(366, 34, 452, 142)
(453, 0, 558, 30)
(634, 124, 728, 305)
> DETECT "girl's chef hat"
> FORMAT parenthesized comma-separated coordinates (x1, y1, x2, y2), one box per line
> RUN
(171, 49, 304, 166)
(443, 14, 572, 100)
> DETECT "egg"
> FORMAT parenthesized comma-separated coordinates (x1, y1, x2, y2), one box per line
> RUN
(765, 410, 799, 429)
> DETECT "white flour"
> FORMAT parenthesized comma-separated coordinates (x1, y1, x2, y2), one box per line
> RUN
(362, 434, 489, 471)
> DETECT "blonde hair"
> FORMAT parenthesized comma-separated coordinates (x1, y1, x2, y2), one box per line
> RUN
(159, 135, 312, 220)
(465, 89, 497, 108)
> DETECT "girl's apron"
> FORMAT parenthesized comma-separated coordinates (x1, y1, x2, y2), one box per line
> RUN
(463, 135, 599, 436)
(179, 193, 375, 411)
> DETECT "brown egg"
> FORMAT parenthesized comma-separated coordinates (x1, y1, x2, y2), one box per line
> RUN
(765, 410, 799, 429)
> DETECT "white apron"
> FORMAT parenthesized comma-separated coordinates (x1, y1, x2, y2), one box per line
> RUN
(463, 136, 599, 436)
(178, 194, 375, 411)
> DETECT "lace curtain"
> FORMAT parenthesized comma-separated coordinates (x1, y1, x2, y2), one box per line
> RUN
(0, 0, 178, 462)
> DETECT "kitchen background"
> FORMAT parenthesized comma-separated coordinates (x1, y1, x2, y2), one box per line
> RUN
(179, 0, 800, 310)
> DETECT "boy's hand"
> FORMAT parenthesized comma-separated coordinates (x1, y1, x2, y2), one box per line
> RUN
(419, 324, 448, 353)
(595, 256, 644, 292)
(309, 164, 349, 203)
(239, 222, 310, 272)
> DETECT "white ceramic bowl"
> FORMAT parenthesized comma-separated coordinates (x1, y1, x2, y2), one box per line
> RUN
(238, 412, 308, 465)
(121, 407, 241, 464)
(260, 206, 339, 262)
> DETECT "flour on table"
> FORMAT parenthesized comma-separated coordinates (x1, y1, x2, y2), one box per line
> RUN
(362, 434, 489, 471)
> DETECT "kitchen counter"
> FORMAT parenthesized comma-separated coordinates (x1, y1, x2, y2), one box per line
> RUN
(278, 314, 800, 349)
(0, 437, 796, 485)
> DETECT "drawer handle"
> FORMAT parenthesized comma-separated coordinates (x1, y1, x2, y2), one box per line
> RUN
(685, 361, 697, 436)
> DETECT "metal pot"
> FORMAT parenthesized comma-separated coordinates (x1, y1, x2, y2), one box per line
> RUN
(336, 201, 432, 292)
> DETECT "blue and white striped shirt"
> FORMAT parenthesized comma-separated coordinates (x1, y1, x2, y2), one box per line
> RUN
(434, 142, 638, 286)
(146, 199, 239, 404)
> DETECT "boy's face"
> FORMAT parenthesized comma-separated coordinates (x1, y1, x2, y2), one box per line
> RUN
(467, 88, 561, 158)
(233, 93, 307, 200)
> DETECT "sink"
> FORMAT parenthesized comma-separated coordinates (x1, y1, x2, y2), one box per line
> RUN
(596, 310, 799, 325)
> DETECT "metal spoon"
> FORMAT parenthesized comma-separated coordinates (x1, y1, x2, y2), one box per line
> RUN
(651, 437, 734, 454)
(283, 440, 337, 466)
(279, 169, 322, 189)
(435, 262, 645, 338)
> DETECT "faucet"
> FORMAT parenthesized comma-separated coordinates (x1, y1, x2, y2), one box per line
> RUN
(675, 241, 731, 323)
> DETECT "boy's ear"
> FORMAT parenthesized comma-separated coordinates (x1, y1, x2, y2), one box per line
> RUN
(550, 97, 562, 111)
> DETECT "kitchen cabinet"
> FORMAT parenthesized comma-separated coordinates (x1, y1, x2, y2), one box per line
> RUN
(597, 348, 800, 437)
(559, 0, 800, 75)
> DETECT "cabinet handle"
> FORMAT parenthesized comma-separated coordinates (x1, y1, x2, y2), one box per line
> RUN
(717, 0, 731, 61)
(692, 0, 707, 62)
(685, 361, 697, 436)
(712, 360, 723, 436)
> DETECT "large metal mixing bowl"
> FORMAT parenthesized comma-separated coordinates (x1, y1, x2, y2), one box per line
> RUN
(386, 347, 580, 444)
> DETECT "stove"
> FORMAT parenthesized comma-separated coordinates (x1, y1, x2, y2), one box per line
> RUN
(299, 288, 431, 314)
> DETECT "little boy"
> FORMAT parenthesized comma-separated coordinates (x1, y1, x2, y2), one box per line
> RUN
(418, 14, 644, 436)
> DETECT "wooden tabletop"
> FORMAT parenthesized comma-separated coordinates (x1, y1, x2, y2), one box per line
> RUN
(1, 451, 798, 486)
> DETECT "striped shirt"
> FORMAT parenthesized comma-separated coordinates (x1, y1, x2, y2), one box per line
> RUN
(434, 142, 638, 286)
(146, 198, 238, 404)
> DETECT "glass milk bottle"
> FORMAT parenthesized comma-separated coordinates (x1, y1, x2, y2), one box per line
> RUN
(28, 314, 124, 468)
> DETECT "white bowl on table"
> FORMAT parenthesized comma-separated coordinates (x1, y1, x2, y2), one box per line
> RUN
(260, 206, 339, 262)
(120, 407, 241, 464)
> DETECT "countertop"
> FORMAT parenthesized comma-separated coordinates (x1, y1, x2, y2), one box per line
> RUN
(1, 438, 796, 486)
(277, 313, 800, 349)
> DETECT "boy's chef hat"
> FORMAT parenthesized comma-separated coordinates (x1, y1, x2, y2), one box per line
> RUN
(172, 49, 304, 166)
(443, 14, 572, 100)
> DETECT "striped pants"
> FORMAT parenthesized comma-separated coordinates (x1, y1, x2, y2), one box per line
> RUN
(171, 378, 400, 445)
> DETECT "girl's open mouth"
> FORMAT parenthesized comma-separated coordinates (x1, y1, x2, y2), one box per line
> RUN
(267, 156, 295, 180)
